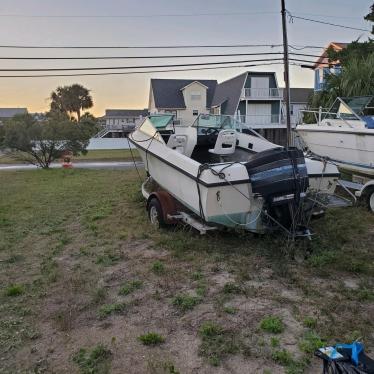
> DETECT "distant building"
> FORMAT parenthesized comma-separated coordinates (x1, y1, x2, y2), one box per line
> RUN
(289, 88, 313, 125)
(149, 79, 217, 126)
(96, 109, 149, 138)
(0, 108, 27, 124)
(314, 42, 347, 92)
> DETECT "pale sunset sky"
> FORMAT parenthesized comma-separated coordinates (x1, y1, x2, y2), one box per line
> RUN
(0, 0, 372, 116)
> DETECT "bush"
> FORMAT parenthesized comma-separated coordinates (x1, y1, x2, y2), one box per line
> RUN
(172, 293, 200, 312)
(260, 316, 284, 334)
(5, 284, 24, 297)
(138, 332, 165, 346)
(73, 344, 111, 374)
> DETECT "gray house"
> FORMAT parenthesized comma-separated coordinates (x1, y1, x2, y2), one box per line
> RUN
(147, 72, 312, 145)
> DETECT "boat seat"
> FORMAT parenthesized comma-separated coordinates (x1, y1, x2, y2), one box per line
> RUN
(209, 129, 237, 155)
(167, 134, 188, 154)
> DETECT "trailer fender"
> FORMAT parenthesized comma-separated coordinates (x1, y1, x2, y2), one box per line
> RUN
(147, 191, 178, 224)
(355, 180, 374, 198)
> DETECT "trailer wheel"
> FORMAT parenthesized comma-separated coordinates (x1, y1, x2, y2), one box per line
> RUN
(366, 188, 374, 213)
(148, 198, 167, 228)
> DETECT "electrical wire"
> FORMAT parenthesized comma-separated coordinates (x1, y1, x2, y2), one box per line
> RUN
(0, 57, 321, 73)
(0, 11, 279, 18)
(0, 51, 324, 60)
(0, 43, 286, 49)
(288, 13, 371, 32)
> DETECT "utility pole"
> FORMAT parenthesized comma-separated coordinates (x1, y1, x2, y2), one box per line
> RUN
(281, 0, 292, 148)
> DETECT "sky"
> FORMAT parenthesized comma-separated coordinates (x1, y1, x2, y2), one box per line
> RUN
(0, 0, 372, 116)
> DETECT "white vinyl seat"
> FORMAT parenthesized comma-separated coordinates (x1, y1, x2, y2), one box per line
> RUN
(209, 129, 237, 155)
(167, 134, 188, 154)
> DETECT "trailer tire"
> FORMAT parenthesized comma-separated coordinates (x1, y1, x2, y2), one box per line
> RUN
(366, 188, 374, 213)
(148, 198, 167, 228)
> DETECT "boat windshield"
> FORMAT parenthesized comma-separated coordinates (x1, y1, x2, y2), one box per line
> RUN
(327, 96, 374, 120)
(192, 114, 239, 130)
(138, 115, 174, 143)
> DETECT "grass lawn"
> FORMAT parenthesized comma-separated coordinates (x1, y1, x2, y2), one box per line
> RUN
(0, 169, 373, 373)
(0, 149, 140, 164)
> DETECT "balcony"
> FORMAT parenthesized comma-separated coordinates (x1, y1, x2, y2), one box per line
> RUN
(241, 88, 282, 99)
(237, 114, 286, 129)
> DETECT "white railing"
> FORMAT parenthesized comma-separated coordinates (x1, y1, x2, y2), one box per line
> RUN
(241, 88, 282, 99)
(238, 114, 283, 126)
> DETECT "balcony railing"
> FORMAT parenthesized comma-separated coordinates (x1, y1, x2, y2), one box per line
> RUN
(241, 88, 282, 99)
(238, 114, 283, 126)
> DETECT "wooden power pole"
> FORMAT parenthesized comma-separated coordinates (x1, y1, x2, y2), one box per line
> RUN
(281, 0, 292, 148)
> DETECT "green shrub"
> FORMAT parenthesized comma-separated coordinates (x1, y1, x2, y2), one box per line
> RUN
(5, 284, 24, 297)
(299, 331, 324, 353)
(172, 293, 200, 312)
(260, 316, 284, 334)
(272, 349, 293, 366)
(222, 282, 242, 294)
(302, 316, 317, 329)
(151, 261, 165, 275)
(73, 344, 111, 374)
(118, 280, 143, 296)
(138, 332, 165, 345)
(98, 303, 126, 318)
(198, 321, 238, 366)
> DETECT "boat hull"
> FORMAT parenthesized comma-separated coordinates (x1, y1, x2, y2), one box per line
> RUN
(297, 125, 374, 176)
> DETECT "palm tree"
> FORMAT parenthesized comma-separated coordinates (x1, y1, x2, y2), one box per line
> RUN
(50, 84, 93, 121)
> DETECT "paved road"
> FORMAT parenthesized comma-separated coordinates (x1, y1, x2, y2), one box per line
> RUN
(0, 161, 143, 171)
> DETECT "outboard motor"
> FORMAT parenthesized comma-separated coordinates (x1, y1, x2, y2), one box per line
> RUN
(245, 147, 309, 234)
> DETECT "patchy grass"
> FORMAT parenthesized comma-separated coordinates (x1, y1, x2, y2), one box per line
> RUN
(118, 280, 143, 296)
(98, 303, 126, 319)
(172, 293, 201, 312)
(0, 149, 140, 164)
(0, 169, 373, 372)
(198, 321, 239, 366)
(260, 316, 285, 334)
(73, 344, 112, 374)
(4, 284, 24, 297)
(151, 260, 165, 275)
(138, 332, 165, 346)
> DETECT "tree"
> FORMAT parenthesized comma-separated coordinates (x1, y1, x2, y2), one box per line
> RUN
(364, 2, 374, 34)
(1, 113, 92, 168)
(50, 84, 93, 121)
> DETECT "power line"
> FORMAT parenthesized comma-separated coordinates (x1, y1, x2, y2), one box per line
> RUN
(0, 57, 321, 72)
(0, 11, 278, 18)
(0, 58, 287, 72)
(288, 13, 371, 32)
(0, 52, 323, 60)
(0, 62, 305, 78)
(0, 43, 327, 50)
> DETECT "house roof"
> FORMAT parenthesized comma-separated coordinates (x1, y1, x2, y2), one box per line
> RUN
(151, 78, 217, 109)
(180, 81, 209, 90)
(0, 108, 27, 118)
(290, 88, 313, 103)
(105, 109, 148, 117)
(314, 41, 348, 68)
(211, 73, 247, 115)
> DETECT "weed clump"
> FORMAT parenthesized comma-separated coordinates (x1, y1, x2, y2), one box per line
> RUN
(198, 321, 239, 366)
(5, 284, 24, 297)
(73, 344, 111, 374)
(172, 293, 200, 312)
(98, 303, 126, 319)
(260, 316, 284, 334)
(118, 280, 143, 296)
(138, 332, 165, 346)
(151, 261, 165, 275)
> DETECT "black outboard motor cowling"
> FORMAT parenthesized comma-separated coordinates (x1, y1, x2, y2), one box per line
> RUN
(245, 147, 309, 231)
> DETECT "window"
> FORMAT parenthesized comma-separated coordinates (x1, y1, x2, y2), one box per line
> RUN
(191, 91, 201, 101)
(193, 110, 199, 116)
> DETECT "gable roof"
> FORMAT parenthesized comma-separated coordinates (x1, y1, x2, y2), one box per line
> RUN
(151, 79, 217, 109)
(211, 73, 247, 115)
(180, 81, 209, 90)
(314, 41, 348, 68)
(105, 109, 148, 117)
(0, 108, 27, 118)
(290, 88, 313, 103)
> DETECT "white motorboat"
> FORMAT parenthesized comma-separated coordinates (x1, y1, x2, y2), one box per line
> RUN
(129, 114, 341, 236)
(296, 96, 374, 177)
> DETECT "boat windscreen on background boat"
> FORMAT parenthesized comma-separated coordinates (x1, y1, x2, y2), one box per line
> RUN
(325, 96, 374, 122)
